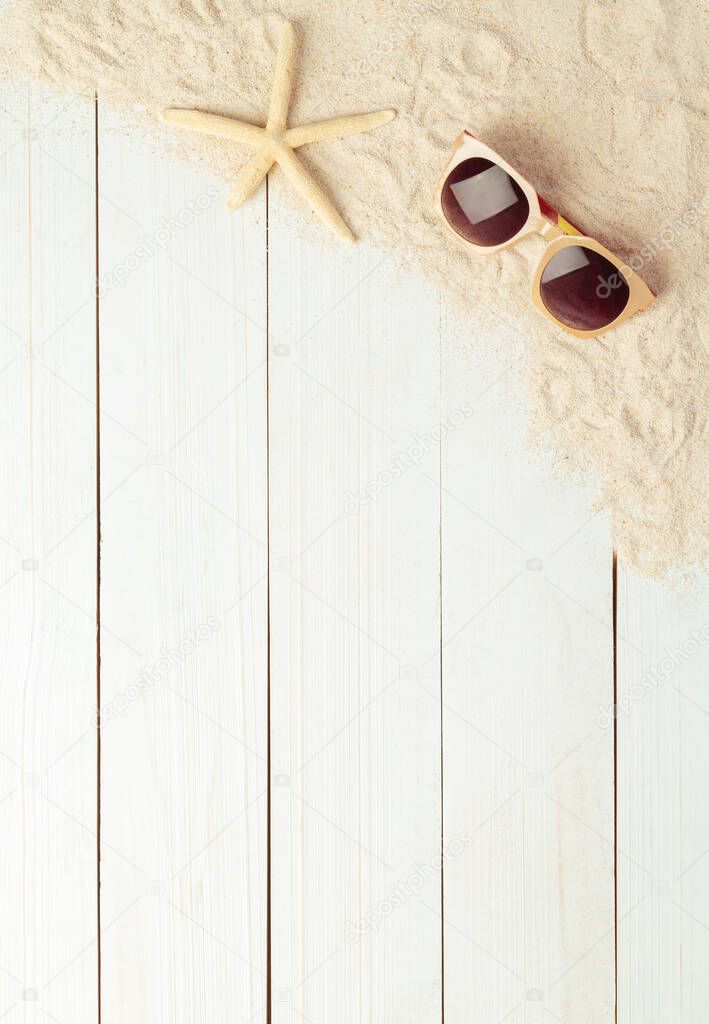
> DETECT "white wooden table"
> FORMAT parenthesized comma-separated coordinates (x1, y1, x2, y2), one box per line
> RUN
(1, 88, 707, 1024)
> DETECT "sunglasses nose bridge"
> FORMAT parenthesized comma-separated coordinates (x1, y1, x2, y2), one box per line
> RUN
(539, 220, 564, 242)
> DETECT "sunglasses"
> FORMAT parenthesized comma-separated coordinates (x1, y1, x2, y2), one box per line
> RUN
(436, 131, 655, 337)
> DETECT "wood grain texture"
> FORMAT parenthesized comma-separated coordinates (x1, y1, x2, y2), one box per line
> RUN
(97, 110, 268, 1023)
(1, 87, 707, 1024)
(617, 570, 709, 1022)
(267, 209, 442, 1022)
(440, 310, 615, 1023)
(0, 88, 98, 1022)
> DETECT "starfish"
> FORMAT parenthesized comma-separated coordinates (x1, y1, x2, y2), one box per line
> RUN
(162, 21, 396, 243)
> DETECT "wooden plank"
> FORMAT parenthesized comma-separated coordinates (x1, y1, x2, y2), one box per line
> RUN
(617, 570, 709, 1022)
(0, 87, 98, 1021)
(267, 210, 442, 1021)
(97, 109, 268, 1022)
(440, 311, 615, 1023)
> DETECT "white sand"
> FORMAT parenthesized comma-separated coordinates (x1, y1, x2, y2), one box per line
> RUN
(0, 0, 706, 579)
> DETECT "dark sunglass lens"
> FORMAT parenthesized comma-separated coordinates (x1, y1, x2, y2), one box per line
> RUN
(540, 246, 630, 331)
(441, 157, 530, 247)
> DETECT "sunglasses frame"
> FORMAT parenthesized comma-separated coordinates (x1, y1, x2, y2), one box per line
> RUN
(435, 131, 655, 338)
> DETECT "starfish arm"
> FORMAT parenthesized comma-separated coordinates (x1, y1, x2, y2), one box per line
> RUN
(275, 145, 355, 244)
(227, 147, 276, 210)
(162, 109, 264, 147)
(284, 109, 396, 149)
(267, 21, 296, 133)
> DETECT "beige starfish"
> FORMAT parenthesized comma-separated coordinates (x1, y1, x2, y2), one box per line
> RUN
(162, 21, 396, 243)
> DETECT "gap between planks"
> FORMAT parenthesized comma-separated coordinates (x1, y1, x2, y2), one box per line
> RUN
(94, 92, 103, 1024)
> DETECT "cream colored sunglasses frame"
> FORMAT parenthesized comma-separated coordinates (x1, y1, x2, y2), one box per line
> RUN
(435, 131, 655, 339)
